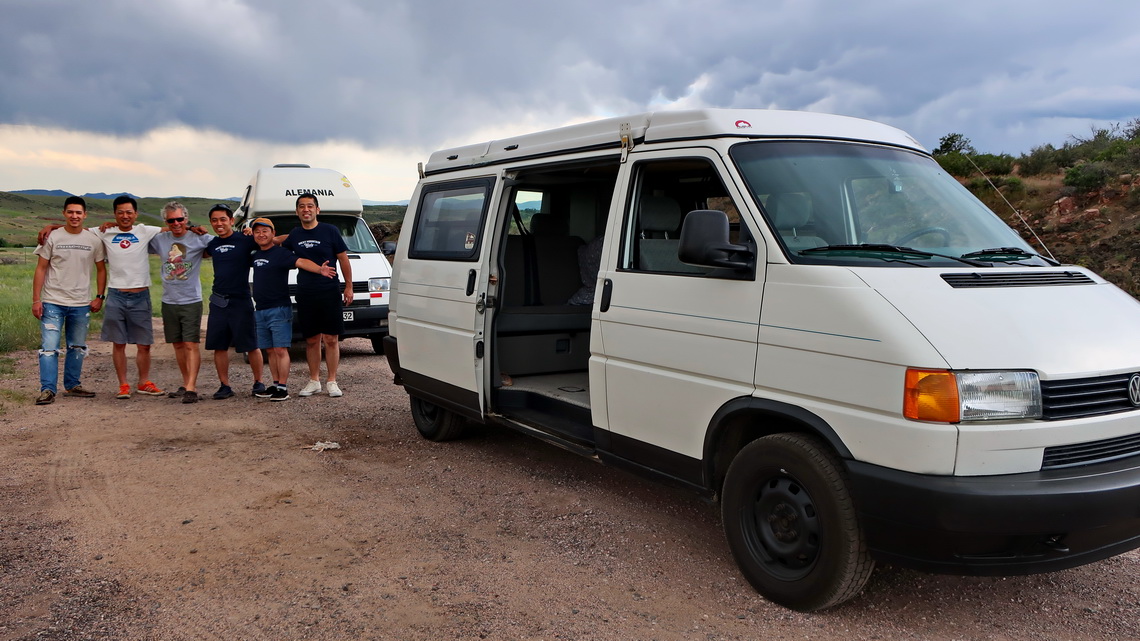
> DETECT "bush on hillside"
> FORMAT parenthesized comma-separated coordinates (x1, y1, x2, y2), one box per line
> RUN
(936, 152, 974, 177)
(1020, 144, 1060, 176)
(1064, 161, 1113, 192)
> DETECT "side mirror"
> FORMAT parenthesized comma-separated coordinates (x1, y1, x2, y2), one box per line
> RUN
(380, 241, 397, 256)
(678, 210, 753, 271)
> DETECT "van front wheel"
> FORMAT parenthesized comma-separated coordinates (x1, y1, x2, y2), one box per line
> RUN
(721, 433, 874, 611)
(409, 396, 466, 442)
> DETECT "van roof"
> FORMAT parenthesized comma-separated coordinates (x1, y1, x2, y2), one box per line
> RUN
(245, 165, 363, 216)
(424, 108, 926, 175)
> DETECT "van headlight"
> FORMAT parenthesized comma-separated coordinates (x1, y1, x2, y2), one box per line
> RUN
(903, 369, 1041, 422)
(369, 277, 390, 292)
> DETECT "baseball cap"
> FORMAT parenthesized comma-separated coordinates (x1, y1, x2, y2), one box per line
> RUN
(251, 217, 275, 231)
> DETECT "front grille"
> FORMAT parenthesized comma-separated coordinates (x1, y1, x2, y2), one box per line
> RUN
(1042, 432, 1140, 469)
(1040, 373, 1138, 420)
(941, 271, 1094, 288)
(287, 281, 370, 296)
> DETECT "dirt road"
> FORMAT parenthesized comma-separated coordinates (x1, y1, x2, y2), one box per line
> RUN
(2, 338, 1139, 640)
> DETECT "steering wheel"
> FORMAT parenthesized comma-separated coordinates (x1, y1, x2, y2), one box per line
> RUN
(894, 226, 950, 246)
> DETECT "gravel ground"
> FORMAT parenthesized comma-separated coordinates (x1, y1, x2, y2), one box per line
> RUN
(1, 335, 1139, 640)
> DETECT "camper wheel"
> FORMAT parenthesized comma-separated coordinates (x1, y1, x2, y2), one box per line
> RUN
(721, 433, 874, 611)
(409, 396, 466, 441)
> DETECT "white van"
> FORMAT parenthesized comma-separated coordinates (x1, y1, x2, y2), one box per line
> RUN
(383, 110, 1140, 610)
(235, 164, 391, 352)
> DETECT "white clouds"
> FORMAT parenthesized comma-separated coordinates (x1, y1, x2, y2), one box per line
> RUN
(0, 124, 425, 201)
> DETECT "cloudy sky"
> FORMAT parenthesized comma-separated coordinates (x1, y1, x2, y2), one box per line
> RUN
(3, 0, 1140, 201)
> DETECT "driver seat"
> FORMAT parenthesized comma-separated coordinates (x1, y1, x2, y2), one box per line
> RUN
(768, 193, 827, 252)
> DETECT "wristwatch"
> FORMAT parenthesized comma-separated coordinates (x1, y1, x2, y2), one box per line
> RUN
(96, 294, 106, 300)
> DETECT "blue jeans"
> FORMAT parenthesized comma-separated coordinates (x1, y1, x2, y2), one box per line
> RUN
(39, 302, 91, 393)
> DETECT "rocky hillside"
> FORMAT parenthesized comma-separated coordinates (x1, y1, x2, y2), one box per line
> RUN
(983, 172, 1140, 298)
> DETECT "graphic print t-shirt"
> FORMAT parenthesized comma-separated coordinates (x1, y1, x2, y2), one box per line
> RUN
(148, 232, 213, 304)
(251, 245, 301, 309)
(95, 224, 162, 289)
(282, 223, 347, 295)
(206, 233, 258, 299)
(34, 228, 106, 306)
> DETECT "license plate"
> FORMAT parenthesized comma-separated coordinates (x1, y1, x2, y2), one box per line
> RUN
(342, 310, 354, 322)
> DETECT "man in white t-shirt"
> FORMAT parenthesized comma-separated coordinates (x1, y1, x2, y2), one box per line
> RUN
(98, 195, 166, 399)
(32, 196, 107, 405)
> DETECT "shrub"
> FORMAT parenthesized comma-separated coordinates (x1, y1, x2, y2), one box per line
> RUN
(1063, 161, 1113, 192)
(973, 153, 1014, 176)
(935, 152, 974, 177)
(1019, 144, 1060, 176)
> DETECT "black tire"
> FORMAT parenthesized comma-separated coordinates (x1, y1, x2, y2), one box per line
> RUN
(721, 433, 874, 611)
(370, 334, 385, 355)
(409, 395, 466, 442)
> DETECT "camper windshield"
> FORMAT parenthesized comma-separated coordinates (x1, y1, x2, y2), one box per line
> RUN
(729, 141, 1049, 266)
(265, 214, 381, 254)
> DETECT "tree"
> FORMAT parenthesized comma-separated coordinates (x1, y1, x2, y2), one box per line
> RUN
(933, 133, 976, 156)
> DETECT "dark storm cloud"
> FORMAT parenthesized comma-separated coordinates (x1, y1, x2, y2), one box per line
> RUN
(3, 0, 1140, 154)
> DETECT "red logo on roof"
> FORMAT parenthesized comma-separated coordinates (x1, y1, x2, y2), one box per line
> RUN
(735, 120, 752, 129)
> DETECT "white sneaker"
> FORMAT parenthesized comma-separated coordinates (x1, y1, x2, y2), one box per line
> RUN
(298, 380, 322, 397)
(326, 381, 343, 397)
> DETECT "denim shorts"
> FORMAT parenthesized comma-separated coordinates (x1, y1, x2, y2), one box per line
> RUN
(255, 305, 293, 349)
(101, 288, 154, 345)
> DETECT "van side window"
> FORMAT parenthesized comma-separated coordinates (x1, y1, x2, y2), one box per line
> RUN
(409, 178, 494, 260)
(619, 158, 748, 274)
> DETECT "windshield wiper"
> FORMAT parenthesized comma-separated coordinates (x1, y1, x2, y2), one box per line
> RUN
(960, 247, 1059, 265)
(800, 244, 988, 267)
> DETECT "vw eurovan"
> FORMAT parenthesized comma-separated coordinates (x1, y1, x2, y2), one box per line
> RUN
(235, 164, 392, 352)
(383, 109, 1140, 610)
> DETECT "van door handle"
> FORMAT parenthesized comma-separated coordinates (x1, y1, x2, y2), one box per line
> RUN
(599, 278, 613, 313)
(466, 269, 476, 296)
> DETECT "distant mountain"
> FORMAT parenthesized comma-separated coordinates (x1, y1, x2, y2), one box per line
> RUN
(12, 189, 73, 197)
(363, 199, 410, 206)
(82, 191, 138, 200)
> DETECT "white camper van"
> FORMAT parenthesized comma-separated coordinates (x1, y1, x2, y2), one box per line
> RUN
(383, 110, 1140, 610)
(235, 164, 391, 352)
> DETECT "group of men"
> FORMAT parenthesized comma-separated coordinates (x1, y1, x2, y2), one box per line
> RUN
(33, 193, 351, 405)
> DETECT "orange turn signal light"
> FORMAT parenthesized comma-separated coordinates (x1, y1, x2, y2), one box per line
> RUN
(903, 369, 960, 422)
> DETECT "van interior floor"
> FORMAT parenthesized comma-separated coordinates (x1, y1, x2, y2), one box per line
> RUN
(503, 372, 590, 409)
(494, 372, 593, 446)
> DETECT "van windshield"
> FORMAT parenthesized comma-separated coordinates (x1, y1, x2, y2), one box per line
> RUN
(267, 215, 381, 253)
(729, 141, 1049, 266)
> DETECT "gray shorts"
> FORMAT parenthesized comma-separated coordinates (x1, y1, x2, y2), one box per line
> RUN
(162, 301, 203, 343)
(101, 289, 154, 345)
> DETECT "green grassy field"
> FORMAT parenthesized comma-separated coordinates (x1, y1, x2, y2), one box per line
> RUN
(0, 248, 214, 353)
(0, 192, 239, 247)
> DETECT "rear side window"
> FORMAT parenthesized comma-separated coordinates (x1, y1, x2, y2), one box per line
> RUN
(409, 178, 494, 260)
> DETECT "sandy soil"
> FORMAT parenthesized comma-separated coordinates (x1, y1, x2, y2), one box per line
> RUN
(2, 336, 1139, 640)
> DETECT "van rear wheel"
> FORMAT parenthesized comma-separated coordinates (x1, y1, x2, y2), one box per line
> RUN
(721, 433, 874, 611)
(409, 396, 466, 441)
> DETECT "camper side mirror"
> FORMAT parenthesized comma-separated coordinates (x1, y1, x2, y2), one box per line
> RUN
(380, 241, 397, 256)
(678, 210, 753, 272)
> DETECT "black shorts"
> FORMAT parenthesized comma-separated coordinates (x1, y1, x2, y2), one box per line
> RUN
(296, 288, 344, 339)
(205, 296, 257, 352)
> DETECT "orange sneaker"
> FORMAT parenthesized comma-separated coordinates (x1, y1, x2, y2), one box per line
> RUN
(136, 381, 164, 396)
(116, 383, 131, 399)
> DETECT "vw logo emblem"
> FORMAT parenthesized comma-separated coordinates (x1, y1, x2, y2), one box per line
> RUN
(1130, 374, 1140, 406)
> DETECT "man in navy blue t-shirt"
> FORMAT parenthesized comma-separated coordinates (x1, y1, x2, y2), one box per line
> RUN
(204, 203, 266, 400)
(250, 217, 335, 401)
(282, 193, 352, 398)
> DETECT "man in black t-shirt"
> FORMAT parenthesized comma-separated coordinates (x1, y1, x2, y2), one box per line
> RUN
(282, 194, 352, 398)
(250, 217, 335, 401)
(204, 204, 266, 400)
